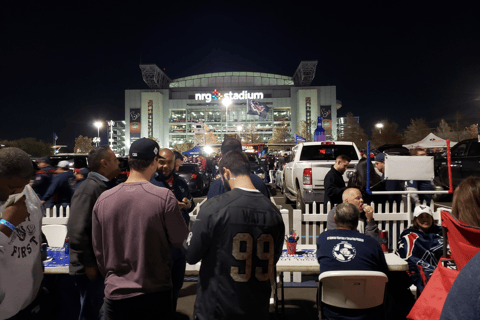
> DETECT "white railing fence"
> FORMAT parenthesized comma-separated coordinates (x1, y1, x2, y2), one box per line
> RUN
(293, 200, 442, 252)
(42, 199, 209, 227)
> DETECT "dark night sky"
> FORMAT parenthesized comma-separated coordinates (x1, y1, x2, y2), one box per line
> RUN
(1, 2, 480, 150)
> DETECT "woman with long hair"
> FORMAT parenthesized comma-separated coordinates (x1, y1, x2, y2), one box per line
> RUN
(451, 176, 480, 227)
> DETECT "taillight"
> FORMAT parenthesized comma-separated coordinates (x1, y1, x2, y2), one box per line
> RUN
(321, 141, 335, 145)
(303, 168, 312, 185)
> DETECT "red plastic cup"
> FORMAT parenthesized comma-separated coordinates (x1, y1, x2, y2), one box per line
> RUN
(286, 242, 297, 255)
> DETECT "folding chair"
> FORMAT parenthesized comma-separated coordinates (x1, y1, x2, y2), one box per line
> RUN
(318, 270, 388, 320)
(41, 224, 67, 247)
(441, 210, 480, 271)
(407, 211, 480, 319)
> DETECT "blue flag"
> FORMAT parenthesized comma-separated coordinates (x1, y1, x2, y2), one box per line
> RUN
(53, 133, 58, 141)
(295, 134, 306, 144)
(247, 99, 269, 119)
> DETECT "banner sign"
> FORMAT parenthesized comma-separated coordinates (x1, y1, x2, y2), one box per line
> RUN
(320, 107, 332, 137)
(295, 134, 306, 144)
(147, 100, 153, 138)
(130, 108, 141, 138)
(195, 89, 264, 103)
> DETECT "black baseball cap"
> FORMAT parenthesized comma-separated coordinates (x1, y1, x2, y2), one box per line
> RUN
(38, 156, 52, 165)
(129, 138, 164, 160)
(221, 138, 242, 154)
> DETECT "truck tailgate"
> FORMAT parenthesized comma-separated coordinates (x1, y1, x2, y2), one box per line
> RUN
(311, 163, 334, 187)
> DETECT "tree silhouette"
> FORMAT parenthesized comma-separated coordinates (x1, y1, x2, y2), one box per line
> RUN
(0, 138, 52, 157)
(74, 136, 93, 154)
(268, 122, 292, 150)
(404, 118, 431, 144)
(240, 123, 262, 144)
(296, 120, 315, 142)
(371, 120, 404, 148)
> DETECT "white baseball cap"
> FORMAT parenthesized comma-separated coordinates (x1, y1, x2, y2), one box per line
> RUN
(413, 205, 433, 218)
(57, 160, 70, 169)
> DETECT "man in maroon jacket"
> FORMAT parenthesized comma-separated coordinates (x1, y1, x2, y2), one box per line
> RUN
(92, 138, 188, 320)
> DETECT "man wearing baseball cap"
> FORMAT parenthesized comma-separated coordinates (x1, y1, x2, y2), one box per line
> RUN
(375, 152, 403, 210)
(92, 138, 188, 319)
(41, 160, 75, 211)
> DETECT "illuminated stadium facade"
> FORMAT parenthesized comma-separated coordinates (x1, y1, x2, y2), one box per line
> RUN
(124, 61, 340, 150)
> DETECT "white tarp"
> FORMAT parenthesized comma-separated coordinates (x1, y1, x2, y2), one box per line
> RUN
(403, 133, 457, 149)
(384, 155, 434, 181)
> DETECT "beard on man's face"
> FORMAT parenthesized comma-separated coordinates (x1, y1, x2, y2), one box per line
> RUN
(157, 167, 174, 180)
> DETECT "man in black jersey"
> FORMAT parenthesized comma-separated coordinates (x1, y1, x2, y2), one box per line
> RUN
(185, 150, 285, 320)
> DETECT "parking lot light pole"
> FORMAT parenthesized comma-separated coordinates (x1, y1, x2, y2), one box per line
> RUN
(94, 121, 103, 146)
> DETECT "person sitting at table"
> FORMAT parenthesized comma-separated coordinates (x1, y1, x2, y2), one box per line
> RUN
(347, 157, 387, 211)
(317, 202, 389, 319)
(396, 205, 443, 295)
(326, 188, 380, 243)
(0, 148, 44, 319)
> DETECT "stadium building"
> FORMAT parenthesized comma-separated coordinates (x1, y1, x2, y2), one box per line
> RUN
(124, 61, 340, 151)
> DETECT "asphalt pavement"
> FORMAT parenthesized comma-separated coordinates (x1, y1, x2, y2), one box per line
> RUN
(175, 280, 319, 320)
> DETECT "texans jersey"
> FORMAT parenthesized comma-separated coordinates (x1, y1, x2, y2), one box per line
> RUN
(185, 188, 285, 320)
(396, 225, 443, 293)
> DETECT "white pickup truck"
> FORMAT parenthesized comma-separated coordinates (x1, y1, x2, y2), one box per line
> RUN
(282, 141, 361, 211)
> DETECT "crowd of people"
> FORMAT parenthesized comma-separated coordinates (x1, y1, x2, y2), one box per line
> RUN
(31, 157, 91, 214)
(1, 141, 480, 319)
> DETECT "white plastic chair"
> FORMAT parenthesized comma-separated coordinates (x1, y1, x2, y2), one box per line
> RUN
(318, 270, 388, 319)
(41, 224, 68, 247)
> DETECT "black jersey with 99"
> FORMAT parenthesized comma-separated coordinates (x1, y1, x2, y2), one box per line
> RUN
(185, 188, 285, 320)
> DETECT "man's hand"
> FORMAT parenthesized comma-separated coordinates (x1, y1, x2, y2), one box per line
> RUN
(0, 196, 29, 237)
(363, 204, 374, 221)
(178, 198, 192, 210)
(85, 266, 98, 281)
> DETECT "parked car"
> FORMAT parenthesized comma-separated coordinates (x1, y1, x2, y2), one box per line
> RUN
(377, 144, 410, 156)
(177, 163, 210, 194)
(435, 138, 480, 190)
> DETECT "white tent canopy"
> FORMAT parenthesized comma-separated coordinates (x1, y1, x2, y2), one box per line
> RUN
(403, 133, 457, 149)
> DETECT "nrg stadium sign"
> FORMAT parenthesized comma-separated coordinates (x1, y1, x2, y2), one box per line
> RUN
(195, 89, 264, 103)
